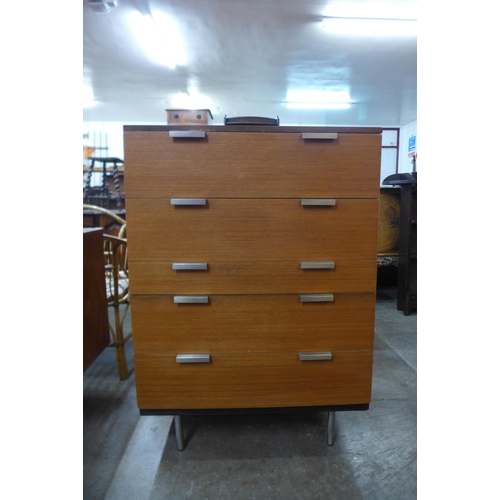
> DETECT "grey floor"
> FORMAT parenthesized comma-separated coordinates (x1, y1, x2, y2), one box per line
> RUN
(83, 286, 416, 500)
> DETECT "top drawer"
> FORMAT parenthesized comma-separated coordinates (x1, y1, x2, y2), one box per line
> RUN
(124, 131, 381, 198)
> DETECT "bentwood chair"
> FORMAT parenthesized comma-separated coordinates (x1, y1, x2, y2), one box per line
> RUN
(103, 233, 131, 380)
(83, 203, 126, 239)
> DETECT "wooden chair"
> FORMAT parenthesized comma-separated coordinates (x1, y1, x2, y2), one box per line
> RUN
(103, 234, 131, 380)
(83, 204, 131, 379)
(83, 204, 127, 239)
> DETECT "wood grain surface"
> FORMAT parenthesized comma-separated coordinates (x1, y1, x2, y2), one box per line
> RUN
(131, 292, 376, 353)
(124, 131, 381, 198)
(129, 260, 377, 294)
(126, 198, 379, 262)
(134, 350, 373, 409)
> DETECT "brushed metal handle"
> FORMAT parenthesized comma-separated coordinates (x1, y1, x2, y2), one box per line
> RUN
(169, 131, 206, 138)
(171, 198, 207, 206)
(299, 352, 333, 361)
(173, 295, 209, 304)
(300, 294, 334, 303)
(301, 133, 338, 140)
(176, 354, 211, 364)
(172, 262, 208, 270)
(301, 199, 336, 206)
(300, 261, 335, 269)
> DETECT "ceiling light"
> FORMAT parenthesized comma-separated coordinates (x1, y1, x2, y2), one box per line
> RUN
(322, 1, 417, 22)
(322, 16, 416, 36)
(286, 102, 351, 110)
(285, 90, 351, 110)
(128, 10, 186, 68)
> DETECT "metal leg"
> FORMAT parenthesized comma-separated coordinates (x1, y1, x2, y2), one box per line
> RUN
(327, 411, 336, 446)
(174, 415, 185, 451)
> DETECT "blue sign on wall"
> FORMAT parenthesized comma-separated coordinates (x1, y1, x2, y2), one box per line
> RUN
(408, 135, 416, 157)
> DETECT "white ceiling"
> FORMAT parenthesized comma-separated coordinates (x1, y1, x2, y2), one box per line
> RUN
(83, 0, 417, 127)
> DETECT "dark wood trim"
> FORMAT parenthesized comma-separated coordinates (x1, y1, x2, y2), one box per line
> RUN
(140, 404, 369, 416)
(124, 125, 383, 134)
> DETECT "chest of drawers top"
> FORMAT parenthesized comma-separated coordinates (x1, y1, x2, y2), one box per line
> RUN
(123, 125, 382, 199)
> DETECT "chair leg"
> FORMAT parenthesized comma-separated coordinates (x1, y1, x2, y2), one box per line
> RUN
(174, 416, 185, 451)
(327, 411, 336, 446)
(114, 343, 128, 380)
(112, 304, 129, 380)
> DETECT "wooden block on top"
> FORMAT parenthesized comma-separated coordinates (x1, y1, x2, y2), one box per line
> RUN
(166, 109, 213, 125)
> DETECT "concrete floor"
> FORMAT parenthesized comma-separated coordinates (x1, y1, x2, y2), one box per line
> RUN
(83, 286, 416, 500)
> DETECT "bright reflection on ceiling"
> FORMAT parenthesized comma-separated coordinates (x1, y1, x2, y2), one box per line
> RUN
(128, 10, 186, 68)
(285, 90, 352, 109)
(171, 91, 213, 110)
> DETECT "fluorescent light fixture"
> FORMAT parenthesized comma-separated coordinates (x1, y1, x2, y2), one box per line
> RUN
(323, 1, 416, 19)
(129, 10, 186, 68)
(286, 102, 351, 110)
(285, 90, 351, 110)
(322, 16, 416, 36)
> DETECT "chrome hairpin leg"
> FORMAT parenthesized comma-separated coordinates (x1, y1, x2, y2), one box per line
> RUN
(327, 411, 336, 446)
(174, 415, 185, 451)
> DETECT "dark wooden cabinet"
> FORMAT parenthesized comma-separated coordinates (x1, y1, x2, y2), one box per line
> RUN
(398, 181, 417, 315)
(83, 228, 109, 371)
(382, 173, 417, 315)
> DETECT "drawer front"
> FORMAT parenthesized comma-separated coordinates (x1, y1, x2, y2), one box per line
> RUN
(129, 260, 377, 295)
(131, 293, 375, 353)
(124, 131, 381, 198)
(126, 198, 379, 262)
(134, 350, 373, 409)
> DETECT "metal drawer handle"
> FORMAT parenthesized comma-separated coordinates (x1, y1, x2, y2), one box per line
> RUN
(301, 133, 338, 140)
(172, 262, 208, 271)
(171, 198, 207, 206)
(300, 261, 335, 269)
(301, 199, 336, 206)
(176, 354, 211, 364)
(169, 131, 206, 138)
(173, 295, 209, 304)
(300, 294, 334, 303)
(299, 352, 333, 361)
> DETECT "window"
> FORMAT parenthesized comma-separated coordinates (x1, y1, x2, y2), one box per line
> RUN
(380, 128, 399, 185)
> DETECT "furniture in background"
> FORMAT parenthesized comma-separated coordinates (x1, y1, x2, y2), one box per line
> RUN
(83, 204, 127, 238)
(83, 228, 109, 371)
(83, 205, 132, 379)
(377, 187, 401, 256)
(383, 173, 417, 315)
(103, 233, 131, 380)
(124, 125, 381, 449)
(83, 157, 125, 209)
(376, 187, 400, 286)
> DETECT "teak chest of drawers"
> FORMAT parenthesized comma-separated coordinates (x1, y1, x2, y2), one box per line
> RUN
(123, 125, 381, 449)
